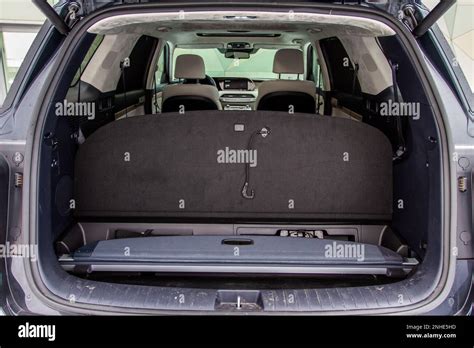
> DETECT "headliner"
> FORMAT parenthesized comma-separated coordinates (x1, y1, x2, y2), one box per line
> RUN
(87, 11, 396, 47)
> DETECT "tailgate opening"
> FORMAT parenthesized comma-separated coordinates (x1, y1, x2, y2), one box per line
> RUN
(31, 5, 447, 313)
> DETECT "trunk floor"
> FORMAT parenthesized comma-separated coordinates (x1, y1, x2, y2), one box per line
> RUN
(82, 273, 400, 289)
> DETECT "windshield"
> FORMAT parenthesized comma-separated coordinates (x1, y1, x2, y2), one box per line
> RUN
(173, 47, 302, 80)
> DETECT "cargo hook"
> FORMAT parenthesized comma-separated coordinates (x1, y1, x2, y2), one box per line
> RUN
(241, 127, 270, 199)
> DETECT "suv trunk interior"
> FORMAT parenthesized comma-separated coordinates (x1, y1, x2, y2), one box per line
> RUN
(34, 8, 444, 312)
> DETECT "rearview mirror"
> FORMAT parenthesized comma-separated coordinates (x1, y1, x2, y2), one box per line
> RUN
(225, 51, 250, 59)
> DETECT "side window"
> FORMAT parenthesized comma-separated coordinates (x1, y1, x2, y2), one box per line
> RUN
(0, 30, 41, 107)
(70, 35, 104, 87)
(308, 44, 325, 114)
(116, 35, 158, 93)
(422, 0, 473, 111)
(150, 45, 168, 114)
(154, 48, 165, 85)
(312, 46, 325, 91)
(319, 37, 361, 96)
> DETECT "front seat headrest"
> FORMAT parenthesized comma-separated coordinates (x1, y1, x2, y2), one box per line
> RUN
(174, 54, 206, 80)
(273, 49, 304, 75)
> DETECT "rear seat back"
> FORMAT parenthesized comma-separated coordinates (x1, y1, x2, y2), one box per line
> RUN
(74, 110, 393, 221)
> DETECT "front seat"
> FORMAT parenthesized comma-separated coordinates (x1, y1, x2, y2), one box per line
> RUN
(256, 49, 316, 113)
(162, 54, 221, 112)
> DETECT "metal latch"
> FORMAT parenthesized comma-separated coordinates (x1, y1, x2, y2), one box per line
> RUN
(14, 173, 23, 188)
(215, 290, 263, 311)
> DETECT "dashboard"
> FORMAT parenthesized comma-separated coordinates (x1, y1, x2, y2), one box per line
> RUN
(213, 77, 258, 110)
(215, 77, 256, 91)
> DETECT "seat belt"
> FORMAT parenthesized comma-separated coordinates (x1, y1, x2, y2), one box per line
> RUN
(73, 65, 86, 144)
(316, 64, 322, 115)
(389, 61, 406, 160)
(351, 62, 359, 95)
(152, 69, 159, 113)
(120, 57, 130, 118)
(77, 64, 82, 104)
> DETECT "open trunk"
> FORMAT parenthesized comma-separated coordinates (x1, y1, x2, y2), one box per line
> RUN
(29, 3, 447, 313)
(56, 110, 417, 280)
